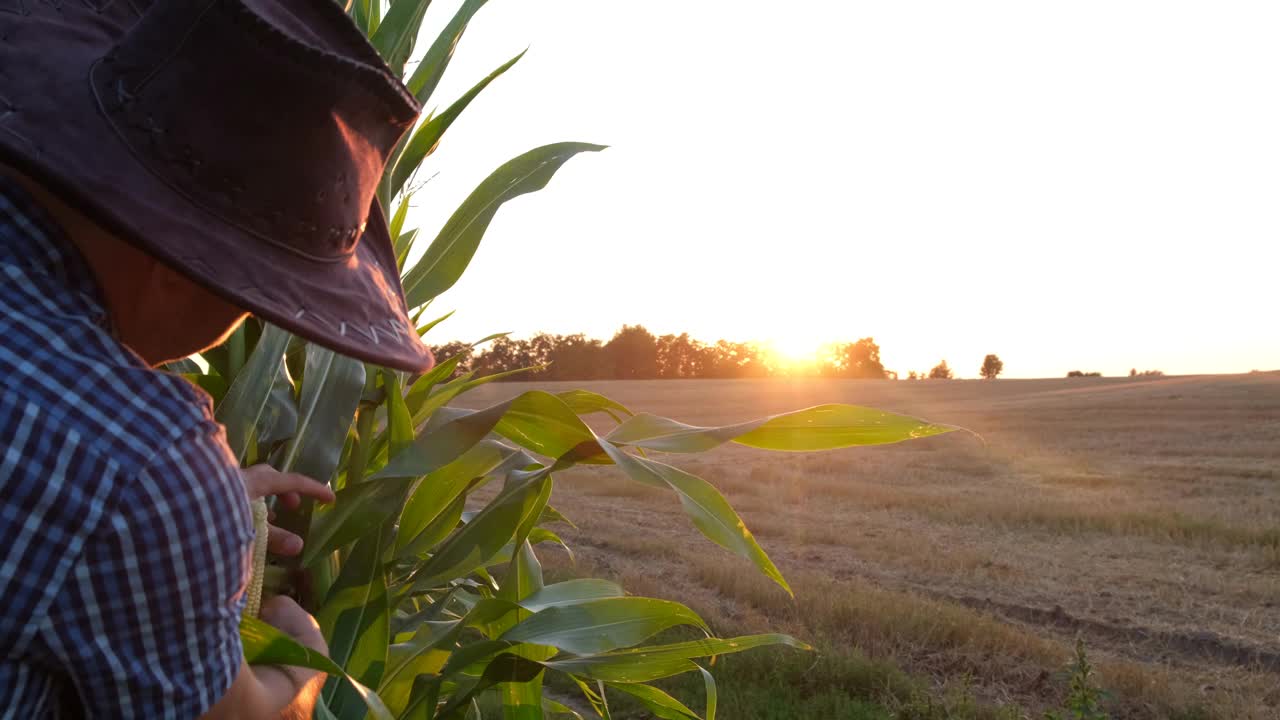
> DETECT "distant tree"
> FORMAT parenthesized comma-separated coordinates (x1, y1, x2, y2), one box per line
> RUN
(698, 340, 768, 379)
(928, 360, 953, 380)
(656, 333, 700, 378)
(907, 370, 918, 380)
(545, 333, 607, 380)
(1133, 369, 1164, 377)
(1129, 368, 1137, 378)
(428, 340, 472, 378)
(979, 354, 1003, 380)
(830, 337, 887, 379)
(473, 336, 521, 376)
(604, 324, 659, 379)
(1066, 370, 1102, 378)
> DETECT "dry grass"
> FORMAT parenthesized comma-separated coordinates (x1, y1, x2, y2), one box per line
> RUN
(460, 373, 1280, 718)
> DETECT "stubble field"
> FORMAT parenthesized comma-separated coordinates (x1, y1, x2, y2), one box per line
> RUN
(457, 373, 1280, 719)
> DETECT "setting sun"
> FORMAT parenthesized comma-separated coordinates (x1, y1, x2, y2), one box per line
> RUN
(762, 334, 825, 372)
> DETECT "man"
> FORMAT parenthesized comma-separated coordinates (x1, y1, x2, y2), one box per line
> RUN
(0, 0, 434, 717)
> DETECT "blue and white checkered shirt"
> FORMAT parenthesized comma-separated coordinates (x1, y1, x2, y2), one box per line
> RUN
(0, 176, 254, 719)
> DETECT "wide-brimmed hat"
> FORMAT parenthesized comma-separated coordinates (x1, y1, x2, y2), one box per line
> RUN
(0, 0, 434, 372)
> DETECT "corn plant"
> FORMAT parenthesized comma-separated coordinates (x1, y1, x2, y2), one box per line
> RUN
(171, 2, 956, 718)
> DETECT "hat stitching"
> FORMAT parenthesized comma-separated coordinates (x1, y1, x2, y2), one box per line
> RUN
(179, 252, 412, 344)
(228, 278, 411, 346)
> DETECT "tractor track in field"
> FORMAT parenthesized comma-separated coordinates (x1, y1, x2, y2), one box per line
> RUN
(930, 590, 1280, 673)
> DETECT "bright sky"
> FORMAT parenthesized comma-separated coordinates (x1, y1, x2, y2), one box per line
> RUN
(406, 1, 1280, 379)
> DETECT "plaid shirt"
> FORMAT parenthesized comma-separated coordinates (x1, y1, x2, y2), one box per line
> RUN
(0, 177, 253, 719)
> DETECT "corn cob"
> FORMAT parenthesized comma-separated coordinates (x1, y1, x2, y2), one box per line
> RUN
(245, 497, 269, 617)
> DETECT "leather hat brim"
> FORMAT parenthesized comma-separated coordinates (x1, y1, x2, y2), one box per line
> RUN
(0, 5, 434, 373)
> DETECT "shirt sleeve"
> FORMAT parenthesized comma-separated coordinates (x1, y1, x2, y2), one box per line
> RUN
(38, 420, 255, 720)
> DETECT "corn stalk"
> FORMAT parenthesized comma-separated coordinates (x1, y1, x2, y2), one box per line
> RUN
(175, 3, 956, 718)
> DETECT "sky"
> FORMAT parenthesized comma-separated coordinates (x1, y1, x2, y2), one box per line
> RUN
(403, 1, 1280, 379)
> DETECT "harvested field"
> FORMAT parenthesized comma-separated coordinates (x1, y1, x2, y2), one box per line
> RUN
(457, 373, 1280, 718)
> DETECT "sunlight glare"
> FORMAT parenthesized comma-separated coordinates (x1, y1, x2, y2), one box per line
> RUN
(766, 333, 825, 371)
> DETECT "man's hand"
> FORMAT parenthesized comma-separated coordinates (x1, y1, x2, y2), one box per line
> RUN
(241, 464, 336, 557)
(200, 467, 336, 720)
(253, 595, 329, 720)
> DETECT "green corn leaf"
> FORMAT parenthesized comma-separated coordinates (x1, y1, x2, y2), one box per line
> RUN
(435, 652, 545, 719)
(318, 529, 392, 719)
(518, 579, 624, 612)
(544, 634, 811, 683)
(542, 697, 585, 720)
(395, 228, 420, 272)
(606, 682, 701, 720)
(256, 362, 298, 450)
(382, 370, 414, 458)
(281, 346, 366, 482)
(368, 0, 432, 76)
(416, 309, 455, 338)
(495, 481, 551, 610)
(373, 401, 511, 480)
(597, 440, 791, 595)
(314, 697, 340, 720)
(226, 323, 247, 378)
(383, 597, 527, 713)
(377, 619, 459, 714)
(539, 504, 576, 529)
(502, 673, 545, 720)
(303, 477, 414, 567)
(403, 353, 462, 414)
(528, 525, 574, 562)
(396, 363, 542, 446)
(568, 676, 607, 719)
(501, 597, 708, 656)
(737, 404, 954, 450)
(404, 0, 488, 105)
(375, 389, 578, 483)
(401, 142, 606, 309)
(215, 324, 291, 462)
(606, 404, 952, 453)
(409, 472, 551, 591)
(492, 391, 601, 461)
(349, 0, 371, 34)
(556, 390, 634, 421)
(497, 539, 543, 607)
(184, 372, 229, 407)
(489, 470, 553, 633)
(389, 192, 412, 241)
(240, 615, 395, 720)
(397, 486, 466, 560)
(470, 331, 510, 347)
(395, 439, 521, 556)
(699, 665, 718, 720)
(389, 50, 525, 199)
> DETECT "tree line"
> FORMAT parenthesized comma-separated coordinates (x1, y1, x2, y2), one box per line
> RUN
(430, 325, 1004, 382)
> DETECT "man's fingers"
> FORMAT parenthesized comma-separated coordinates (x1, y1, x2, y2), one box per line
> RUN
(267, 525, 303, 556)
(242, 465, 336, 504)
(259, 595, 328, 655)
